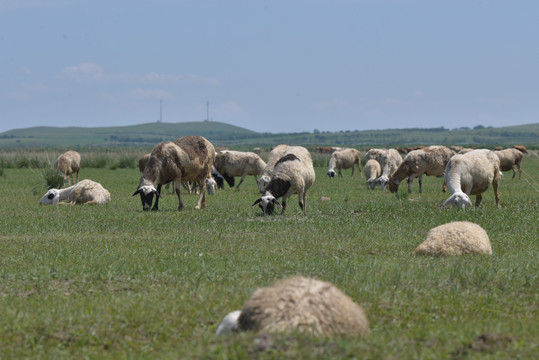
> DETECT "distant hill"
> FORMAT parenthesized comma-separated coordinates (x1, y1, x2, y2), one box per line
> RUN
(0, 121, 537, 149)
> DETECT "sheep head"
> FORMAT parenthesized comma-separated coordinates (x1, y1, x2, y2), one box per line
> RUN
(40, 189, 60, 205)
(205, 178, 217, 195)
(387, 177, 399, 193)
(376, 175, 389, 190)
(132, 185, 161, 211)
(443, 192, 473, 209)
(252, 194, 282, 215)
(366, 178, 376, 189)
(327, 169, 336, 178)
(257, 175, 271, 193)
(216, 310, 241, 335)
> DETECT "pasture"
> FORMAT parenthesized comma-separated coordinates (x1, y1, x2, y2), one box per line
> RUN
(0, 153, 537, 359)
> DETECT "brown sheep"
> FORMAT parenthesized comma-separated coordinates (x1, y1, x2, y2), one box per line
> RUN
(56, 150, 81, 185)
(495, 148, 523, 179)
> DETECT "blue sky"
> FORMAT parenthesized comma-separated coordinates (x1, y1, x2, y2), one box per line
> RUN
(1, 0, 538, 134)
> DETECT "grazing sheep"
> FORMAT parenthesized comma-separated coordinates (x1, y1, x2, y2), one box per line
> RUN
(258, 144, 289, 192)
(40, 179, 111, 205)
(388, 145, 455, 194)
(364, 148, 402, 190)
(216, 276, 369, 337)
(327, 148, 362, 178)
(443, 149, 500, 208)
(364, 159, 382, 189)
(214, 150, 267, 190)
(414, 221, 492, 256)
(253, 147, 315, 215)
(494, 148, 523, 179)
(56, 150, 81, 185)
(132, 135, 215, 211)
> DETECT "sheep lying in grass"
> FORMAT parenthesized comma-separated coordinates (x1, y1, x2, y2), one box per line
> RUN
(443, 149, 500, 208)
(327, 148, 362, 178)
(133, 135, 215, 211)
(388, 145, 455, 194)
(258, 144, 289, 192)
(40, 179, 111, 205)
(56, 150, 81, 185)
(364, 159, 381, 189)
(415, 221, 492, 256)
(214, 150, 267, 190)
(253, 147, 315, 215)
(494, 148, 523, 179)
(364, 148, 402, 189)
(216, 276, 369, 337)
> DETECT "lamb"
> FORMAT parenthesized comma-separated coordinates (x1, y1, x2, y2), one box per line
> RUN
(216, 276, 369, 338)
(327, 148, 362, 178)
(414, 221, 492, 256)
(214, 150, 267, 190)
(387, 145, 455, 194)
(443, 149, 500, 208)
(40, 179, 111, 205)
(364, 159, 382, 189)
(132, 135, 215, 211)
(258, 144, 289, 192)
(494, 148, 523, 179)
(56, 150, 81, 185)
(252, 146, 315, 215)
(364, 148, 402, 190)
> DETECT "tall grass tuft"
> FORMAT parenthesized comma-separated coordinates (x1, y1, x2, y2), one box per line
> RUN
(30, 156, 65, 189)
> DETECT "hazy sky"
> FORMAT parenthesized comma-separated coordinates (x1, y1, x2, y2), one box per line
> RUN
(1, 0, 538, 134)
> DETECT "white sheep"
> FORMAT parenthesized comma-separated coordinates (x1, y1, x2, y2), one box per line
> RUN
(388, 145, 455, 194)
(133, 135, 215, 211)
(494, 148, 523, 179)
(327, 148, 362, 178)
(414, 221, 492, 256)
(214, 150, 267, 190)
(258, 144, 289, 192)
(364, 159, 382, 189)
(364, 148, 402, 190)
(56, 150, 81, 185)
(252, 147, 315, 215)
(443, 149, 500, 208)
(40, 179, 111, 205)
(216, 276, 369, 337)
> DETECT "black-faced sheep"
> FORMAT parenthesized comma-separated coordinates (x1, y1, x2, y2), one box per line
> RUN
(364, 159, 382, 189)
(56, 150, 81, 185)
(388, 145, 455, 194)
(327, 148, 362, 178)
(40, 179, 111, 205)
(132, 135, 215, 211)
(214, 150, 267, 190)
(414, 221, 492, 256)
(258, 144, 289, 192)
(253, 147, 315, 215)
(494, 148, 523, 179)
(216, 276, 369, 338)
(364, 148, 402, 190)
(443, 149, 500, 208)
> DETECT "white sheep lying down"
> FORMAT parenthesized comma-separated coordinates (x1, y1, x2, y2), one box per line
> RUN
(253, 146, 315, 215)
(40, 179, 111, 205)
(327, 148, 362, 178)
(214, 150, 266, 190)
(216, 276, 370, 337)
(443, 149, 500, 208)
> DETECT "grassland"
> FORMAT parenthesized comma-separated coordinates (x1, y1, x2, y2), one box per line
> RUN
(0, 152, 537, 359)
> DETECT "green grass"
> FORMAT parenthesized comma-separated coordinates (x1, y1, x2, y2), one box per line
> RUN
(0, 154, 537, 359)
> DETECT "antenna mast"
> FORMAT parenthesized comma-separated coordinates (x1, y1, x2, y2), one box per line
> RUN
(158, 100, 162, 123)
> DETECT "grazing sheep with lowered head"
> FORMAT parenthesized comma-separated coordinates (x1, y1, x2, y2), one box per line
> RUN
(364, 159, 382, 189)
(56, 150, 81, 185)
(133, 135, 215, 211)
(253, 147, 315, 215)
(327, 148, 362, 178)
(443, 149, 500, 209)
(40, 179, 111, 205)
(214, 150, 267, 190)
(364, 148, 402, 190)
(415, 221, 492, 256)
(216, 276, 369, 337)
(258, 144, 289, 192)
(494, 148, 523, 179)
(388, 145, 455, 194)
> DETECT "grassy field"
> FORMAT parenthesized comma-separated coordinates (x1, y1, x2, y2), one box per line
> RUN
(0, 153, 537, 359)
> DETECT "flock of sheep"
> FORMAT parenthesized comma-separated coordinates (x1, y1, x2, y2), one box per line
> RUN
(38, 136, 527, 338)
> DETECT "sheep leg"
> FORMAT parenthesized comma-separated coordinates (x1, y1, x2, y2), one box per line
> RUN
(281, 197, 287, 214)
(351, 167, 354, 177)
(195, 179, 206, 209)
(76, 170, 79, 184)
(298, 191, 307, 212)
(152, 184, 162, 211)
(174, 182, 184, 211)
(235, 175, 246, 190)
(517, 164, 522, 179)
(338, 169, 343, 178)
(407, 177, 413, 193)
(418, 175, 423, 194)
(474, 194, 483, 207)
(493, 172, 500, 207)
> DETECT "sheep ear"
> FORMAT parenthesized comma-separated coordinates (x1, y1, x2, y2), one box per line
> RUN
(443, 197, 452, 207)
(252, 198, 261, 206)
(272, 198, 282, 208)
(132, 189, 142, 197)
